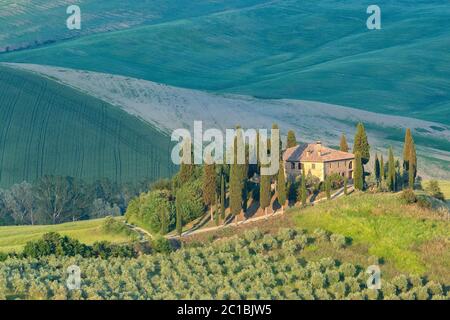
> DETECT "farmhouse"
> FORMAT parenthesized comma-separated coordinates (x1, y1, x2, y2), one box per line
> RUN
(283, 141, 355, 182)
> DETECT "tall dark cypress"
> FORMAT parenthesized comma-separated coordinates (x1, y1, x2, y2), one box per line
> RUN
(403, 128, 413, 171)
(325, 176, 331, 200)
(374, 153, 381, 185)
(277, 165, 287, 212)
(340, 134, 349, 152)
(260, 171, 271, 219)
(300, 169, 307, 206)
(354, 152, 364, 190)
(286, 130, 298, 148)
(387, 147, 396, 192)
(229, 163, 242, 225)
(353, 123, 370, 165)
(203, 163, 216, 221)
(175, 190, 183, 237)
(408, 147, 415, 189)
(220, 173, 226, 221)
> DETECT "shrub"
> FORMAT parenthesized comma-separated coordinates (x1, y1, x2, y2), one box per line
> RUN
(282, 240, 300, 255)
(243, 229, 264, 243)
(329, 282, 347, 299)
(311, 272, 326, 289)
(340, 263, 357, 278)
(330, 233, 346, 249)
(23, 232, 91, 258)
(21, 232, 137, 260)
(152, 236, 173, 254)
(328, 173, 344, 190)
(0, 252, 7, 262)
(102, 217, 137, 239)
(426, 281, 443, 296)
(277, 228, 297, 241)
(400, 189, 417, 204)
(392, 275, 409, 293)
(426, 180, 445, 201)
(325, 270, 340, 284)
(416, 195, 432, 209)
(313, 228, 330, 242)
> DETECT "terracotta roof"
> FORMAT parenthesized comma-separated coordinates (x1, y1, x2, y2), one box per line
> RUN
(283, 142, 354, 163)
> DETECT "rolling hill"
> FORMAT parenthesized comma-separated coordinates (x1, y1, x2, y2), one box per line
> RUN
(1, 0, 449, 124)
(0, 0, 264, 53)
(0, 65, 176, 188)
(5, 63, 448, 180)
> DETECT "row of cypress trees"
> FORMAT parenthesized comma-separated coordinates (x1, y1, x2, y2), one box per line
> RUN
(177, 123, 417, 235)
(340, 124, 417, 192)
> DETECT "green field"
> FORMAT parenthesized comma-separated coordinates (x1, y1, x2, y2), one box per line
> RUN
(2, 0, 449, 124)
(293, 192, 450, 281)
(0, 0, 262, 53)
(436, 181, 450, 200)
(0, 218, 134, 253)
(0, 65, 176, 188)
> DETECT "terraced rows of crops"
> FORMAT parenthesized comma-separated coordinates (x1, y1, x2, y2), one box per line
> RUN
(0, 65, 176, 188)
(0, 228, 447, 300)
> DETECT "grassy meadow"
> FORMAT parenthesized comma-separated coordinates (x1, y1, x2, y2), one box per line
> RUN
(0, 218, 134, 253)
(292, 192, 449, 281)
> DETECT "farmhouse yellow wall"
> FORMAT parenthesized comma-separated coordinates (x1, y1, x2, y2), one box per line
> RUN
(303, 162, 325, 181)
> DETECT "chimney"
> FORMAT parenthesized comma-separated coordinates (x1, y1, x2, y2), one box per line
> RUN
(317, 141, 322, 156)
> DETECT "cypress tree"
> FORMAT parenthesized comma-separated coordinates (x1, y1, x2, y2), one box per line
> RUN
(220, 173, 226, 221)
(410, 144, 417, 179)
(300, 169, 307, 206)
(260, 171, 271, 219)
(395, 160, 402, 191)
(380, 154, 385, 182)
(354, 152, 364, 190)
(403, 128, 413, 171)
(160, 206, 169, 235)
(229, 128, 245, 224)
(408, 147, 415, 189)
(179, 138, 194, 184)
(203, 163, 217, 221)
(326, 176, 331, 200)
(353, 123, 370, 165)
(214, 193, 220, 226)
(387, 147, 396, 192)
(175, 190, 183, 237)
(277, 165, 287, 212)
(344, 176, 348, 195)
(340, 134, 349, 152)
(229, 164, 242, 225)
(374, 153, 381, 185)
(286, 130, 298, 148)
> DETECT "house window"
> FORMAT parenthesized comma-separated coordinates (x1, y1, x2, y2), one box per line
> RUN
(349, 161, 353, 169)
(298, 163, 301, 170)
(291, 162, 295, 169)
(312, 164, 316, 169)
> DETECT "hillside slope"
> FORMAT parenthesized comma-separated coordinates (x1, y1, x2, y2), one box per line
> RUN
(2, 0, 449, 124)
(0, 65, 176, 188)
(7, 63, 449, 179)
(0, 0, 264, 53)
